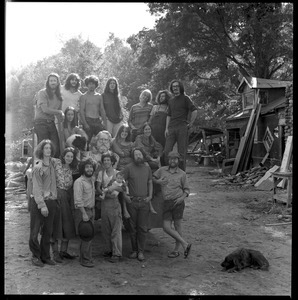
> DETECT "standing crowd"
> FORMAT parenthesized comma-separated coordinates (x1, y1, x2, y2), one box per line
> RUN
(28, 72, 197, 268)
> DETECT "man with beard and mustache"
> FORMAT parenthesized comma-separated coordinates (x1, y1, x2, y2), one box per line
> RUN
(34, 73, 65, 158)
(164, 80, 198, 171)
(73, 159, 96, 268)
(153, 151, 192, 259)
(122, 147, 153, 261)
(79, 75, 107, 145)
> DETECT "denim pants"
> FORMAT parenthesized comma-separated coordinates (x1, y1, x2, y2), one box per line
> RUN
(29, 199, 59, 261)
(34, 119, 60, 158)
(126, 199, 150, 253)
(106, 119, 122, 138)
(83, 117, 105, 142)
(164, 125, 189, 171)
(75, 207, 94, 265)
(101, 198, 122, 257)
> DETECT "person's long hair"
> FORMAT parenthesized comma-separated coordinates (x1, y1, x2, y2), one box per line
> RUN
(63, 106, 78, 129)
(45, 73, 63, 101)
(60, 147, 78, 170)
(169, 79, 185, 95)
(155, 89, 171, 105)
(115, 124, 131, 142)
(64, 73, 81, 91)
(103, 77, 122, 118)
(34, 139, 55, 160)
(141, 122, 155, 147)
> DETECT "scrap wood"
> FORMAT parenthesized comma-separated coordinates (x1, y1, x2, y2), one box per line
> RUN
(278, 136, 292, 188)
(254, 165, 279, 187)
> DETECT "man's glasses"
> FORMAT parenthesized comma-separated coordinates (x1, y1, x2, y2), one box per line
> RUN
(172, 85, 179, 88)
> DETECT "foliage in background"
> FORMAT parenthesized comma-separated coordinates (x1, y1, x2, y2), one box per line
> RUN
(6, 3, 293, 145)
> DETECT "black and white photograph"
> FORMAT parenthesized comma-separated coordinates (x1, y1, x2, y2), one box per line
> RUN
(5, 2, 293, 296)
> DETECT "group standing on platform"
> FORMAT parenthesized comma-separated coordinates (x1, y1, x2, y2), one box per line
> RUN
(29, 72, 198, 268)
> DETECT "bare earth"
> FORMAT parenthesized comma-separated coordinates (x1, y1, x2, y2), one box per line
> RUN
(5, 157, 292, 295)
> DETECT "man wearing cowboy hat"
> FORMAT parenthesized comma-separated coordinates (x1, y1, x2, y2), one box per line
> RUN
(153, 151, 192, 259)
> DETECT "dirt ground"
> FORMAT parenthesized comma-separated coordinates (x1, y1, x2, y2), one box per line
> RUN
(4, 156, 292, 295)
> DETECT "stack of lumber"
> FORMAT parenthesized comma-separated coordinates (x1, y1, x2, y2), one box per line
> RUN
(5, 161, 27, 195)
(215, 165, 268, 187)
(231, 103, 262, 175)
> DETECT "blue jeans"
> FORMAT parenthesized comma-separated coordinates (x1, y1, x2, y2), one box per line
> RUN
(101, 198, 122, 257)
(29, 199, 59, 261)
(34, 119, 60, 158)
(164, 125, 189, 171)
(126, 199, 150, 253)
(84, 117, 105, 142)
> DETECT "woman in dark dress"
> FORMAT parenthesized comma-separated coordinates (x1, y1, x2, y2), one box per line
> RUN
(149, 90, 171, 166)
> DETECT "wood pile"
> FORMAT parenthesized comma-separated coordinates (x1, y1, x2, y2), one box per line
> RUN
(5, 161, 27, 195)
(216, 165, 268, 187)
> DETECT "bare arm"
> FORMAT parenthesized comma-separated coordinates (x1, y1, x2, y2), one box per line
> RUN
(79, 95, 89, 129)
(165, 116, 171, 137)
(189, 110, 198, 126)
(99, 95, 107, 128)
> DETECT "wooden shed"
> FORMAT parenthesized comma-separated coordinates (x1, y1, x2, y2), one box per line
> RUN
(225, 77, 292, 167)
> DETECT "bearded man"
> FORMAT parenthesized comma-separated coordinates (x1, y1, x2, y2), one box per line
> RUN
(153, 151, 192, 259)
(34, 73, 64, 158)
(73, 159, 96, 268)
(122, 147, 153, 261)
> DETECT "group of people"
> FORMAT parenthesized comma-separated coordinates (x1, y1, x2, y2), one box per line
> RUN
(28, 72, 198, 268)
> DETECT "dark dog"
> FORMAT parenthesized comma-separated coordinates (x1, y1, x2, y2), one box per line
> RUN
(67, 134, 87, 151)
(221, 248, 269, 272)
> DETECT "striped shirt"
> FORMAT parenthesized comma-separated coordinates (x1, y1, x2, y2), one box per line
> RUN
(128, 102, 153, 130)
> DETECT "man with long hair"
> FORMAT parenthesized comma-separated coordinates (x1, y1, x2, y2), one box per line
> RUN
(29, 139, 59, 267)
(61, 73, 82, 112)
(79, 75, 107, 145)
(34, 73, 64, 158)
(102, 77, 124, 137)
(164, 80, 198, 171)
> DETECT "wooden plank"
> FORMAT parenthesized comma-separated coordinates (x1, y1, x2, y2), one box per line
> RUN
(254, 165, 280, 187)
(255, 178, 274, 191)
(277, 136, 293, 188)
(242, 104, 262, 171)
(231, 136, 247, 175)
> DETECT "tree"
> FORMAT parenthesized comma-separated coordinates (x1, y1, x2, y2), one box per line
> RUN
(146, 3, 293, 81)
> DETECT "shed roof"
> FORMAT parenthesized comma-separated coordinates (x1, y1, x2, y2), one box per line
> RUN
(237, 77, 292, 93)
(226, 96, 286, 122)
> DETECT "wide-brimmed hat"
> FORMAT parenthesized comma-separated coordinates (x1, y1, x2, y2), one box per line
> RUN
(168, 151, 181, 159)
(78, 220, 94, 242)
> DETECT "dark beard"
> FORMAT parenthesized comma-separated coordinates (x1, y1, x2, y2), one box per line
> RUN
(134, 158, 144, 165)
(84, 171, 94, 178)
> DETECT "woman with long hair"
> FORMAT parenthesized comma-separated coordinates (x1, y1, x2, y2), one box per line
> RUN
(63, 106, 88, 144)
(149, 90, 171, 166)
(102, 77, 124, 137)
(134, 122, 163, 172)
(111, 124, 134, 171)
(51, 147, 78, 262)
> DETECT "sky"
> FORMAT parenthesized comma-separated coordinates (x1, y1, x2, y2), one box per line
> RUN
(5, 2, 157, 71)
